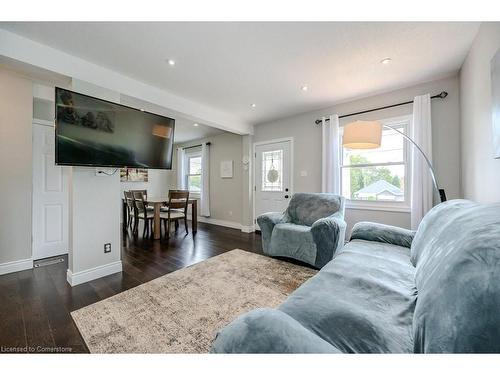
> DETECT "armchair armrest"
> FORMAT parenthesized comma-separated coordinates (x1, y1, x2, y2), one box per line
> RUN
(211, 308, 339, 353)
(350, 221, 415, 249)
(311, 213, 347, 268)
(257, 212, 288, 252)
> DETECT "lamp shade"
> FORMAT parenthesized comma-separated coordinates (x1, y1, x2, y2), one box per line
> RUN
(342, 120, 383, 149)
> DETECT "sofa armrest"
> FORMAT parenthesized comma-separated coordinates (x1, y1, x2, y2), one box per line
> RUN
(311, 213, 347, 268)
(211, 308, 339, 353)
(350, 221, 415, 249)
(257, 212, 288, 252)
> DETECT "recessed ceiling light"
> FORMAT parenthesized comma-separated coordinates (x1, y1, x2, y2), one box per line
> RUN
(251, 103, 256, 108)
(380, 58, 392, 65)
(301, 85, 308, 91)
(167, 59, 176, 66)
(193, 123, 199, 127)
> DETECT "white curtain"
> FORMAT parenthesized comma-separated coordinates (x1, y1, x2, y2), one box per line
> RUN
(410, 94, 433, 230)
(321, 115, 341, 195)
(200, 143, 211, 217)
(176, 148, 186, 189)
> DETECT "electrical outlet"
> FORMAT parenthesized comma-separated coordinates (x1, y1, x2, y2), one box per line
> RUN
(104, 243, 111, 253)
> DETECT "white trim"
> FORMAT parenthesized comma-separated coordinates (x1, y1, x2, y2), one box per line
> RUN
(66, 261, 122, 287)
(240, 225, 255, 233)
(252, 137, 294, 232)
(0, 258, 33, 275)
(197, 216, 241, 230)
(32, 118, 54, 127)
(346, 201, 411, 213)
(196, 217, 255, 233)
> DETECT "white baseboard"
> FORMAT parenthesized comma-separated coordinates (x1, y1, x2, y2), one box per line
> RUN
(197, 216, 255, 233)
(0, 258, 33, 275)
(240, 225, 255, 233)
(67, 260, 122, 287)
(197, 216, 241, 230)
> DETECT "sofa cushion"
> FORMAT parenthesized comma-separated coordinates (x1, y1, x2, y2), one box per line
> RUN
(279, 239, 416, 353)
(269, 223, 317, 266)
(286, 193, 343, 226)
(410, 199, 476, 267)
(412, 200, 500, 353)
(351, 221, 415, 248)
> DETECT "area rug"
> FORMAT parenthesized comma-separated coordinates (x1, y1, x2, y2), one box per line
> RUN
(71, 249, 316, 353)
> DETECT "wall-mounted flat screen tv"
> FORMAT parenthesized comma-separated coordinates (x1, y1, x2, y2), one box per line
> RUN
(55, 88, 175, 169)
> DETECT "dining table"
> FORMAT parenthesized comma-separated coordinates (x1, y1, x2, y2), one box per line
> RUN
(122, 197, 197, 240)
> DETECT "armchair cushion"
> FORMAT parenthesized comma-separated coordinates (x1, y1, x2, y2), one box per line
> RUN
(270, 223, 316, 266)
(287, 193, 343, 226)
(350, 222, 415, 249)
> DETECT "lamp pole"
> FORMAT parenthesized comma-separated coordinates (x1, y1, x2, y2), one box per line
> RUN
(383, 124, 446, 203)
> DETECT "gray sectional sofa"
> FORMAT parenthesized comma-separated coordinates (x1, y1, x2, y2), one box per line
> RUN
(212, 199, 500, 353)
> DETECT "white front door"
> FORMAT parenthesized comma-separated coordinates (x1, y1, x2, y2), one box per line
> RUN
(254, 139, 292, 230)
(32, 122, 69, 260)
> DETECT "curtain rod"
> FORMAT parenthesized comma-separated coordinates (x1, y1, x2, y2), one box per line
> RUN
(314, 91, 448, 125)
(182, 142, 211, 150)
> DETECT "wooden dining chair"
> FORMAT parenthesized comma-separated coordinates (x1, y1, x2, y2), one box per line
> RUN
(130, 189, 147, 199)
(132, 191, 154, 237)
(130, 189, 154, 211)
(160, 190, 190, 240)
(124, 191, 137, 229)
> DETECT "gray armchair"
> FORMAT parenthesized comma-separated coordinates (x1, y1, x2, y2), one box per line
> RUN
(257, 193, 346, 269)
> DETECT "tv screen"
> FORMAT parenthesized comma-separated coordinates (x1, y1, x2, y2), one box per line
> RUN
(55, 88, 175, 169)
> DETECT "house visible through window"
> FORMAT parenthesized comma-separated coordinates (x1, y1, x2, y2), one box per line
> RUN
(186, 151, 202, 194)
(340, 116, 411, 207)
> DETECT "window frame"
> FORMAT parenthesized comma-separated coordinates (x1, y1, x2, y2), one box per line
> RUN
(340, 115, 412, 213)
(184, 147, 202, 198)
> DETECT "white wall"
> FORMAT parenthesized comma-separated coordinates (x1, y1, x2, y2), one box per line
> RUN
(0, 69, 33, 273)
(460, 23, 500, 203)
(68, 168, 121, 275)
(254, 75, 461, 234)
(66, 80, 122, 286)
(174, 132, 244, 227)
(120, 170, 169, 198)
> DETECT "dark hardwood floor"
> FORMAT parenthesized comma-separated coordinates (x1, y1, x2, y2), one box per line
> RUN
(0, 222, 262, 353)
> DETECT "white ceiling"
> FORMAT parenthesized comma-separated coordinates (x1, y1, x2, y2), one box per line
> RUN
(0, 22, 480, 125)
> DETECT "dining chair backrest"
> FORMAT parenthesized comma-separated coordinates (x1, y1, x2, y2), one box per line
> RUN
(124, 191, 136, 211)
(132, 191, 147, 215)
(130, 189, 147, 199)
(168, 190, 190, 215)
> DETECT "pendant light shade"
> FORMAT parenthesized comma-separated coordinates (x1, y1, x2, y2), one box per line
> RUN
(342, 120, 383, 149)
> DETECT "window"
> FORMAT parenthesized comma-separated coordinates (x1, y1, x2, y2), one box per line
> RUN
(185, 150, 202, 195)
(340, 116, 411, 210)
(262, 149, 283, 192)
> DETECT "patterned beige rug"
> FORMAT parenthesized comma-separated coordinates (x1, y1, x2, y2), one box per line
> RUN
(71, 249, 316, 353)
